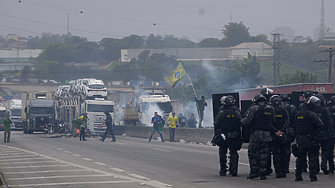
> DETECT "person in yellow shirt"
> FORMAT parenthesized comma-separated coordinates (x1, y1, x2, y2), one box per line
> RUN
(168, 112, 179, 142)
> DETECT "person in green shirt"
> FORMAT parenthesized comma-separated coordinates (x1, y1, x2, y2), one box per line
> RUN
(2, 115, 12, 143)
(72, 113, 88, 141)
(168, 112, 179, 142)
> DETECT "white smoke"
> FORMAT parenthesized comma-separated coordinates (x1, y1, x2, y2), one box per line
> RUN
(182, 99, 213, 128)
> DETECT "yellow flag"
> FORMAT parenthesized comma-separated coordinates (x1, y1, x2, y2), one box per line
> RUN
(164, 62, 186, 87)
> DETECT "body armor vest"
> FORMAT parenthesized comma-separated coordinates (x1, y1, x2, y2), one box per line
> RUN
(253, 104, 273, 131)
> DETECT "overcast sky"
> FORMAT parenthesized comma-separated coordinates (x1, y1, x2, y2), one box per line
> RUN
(1, 0, 334, 42)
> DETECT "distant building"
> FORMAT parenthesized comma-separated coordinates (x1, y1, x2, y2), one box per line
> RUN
(0, 49, 42, 62)
(6, 34, 19, 42)
(0, 62, 31, 72)
(271, 26, 295, 42)
(41, 33, 52, 38)
(314, 27, 333, 40)
(321, 33, 335, 41)
(230, 42, 273, 59)
(121, 48, 230, 62)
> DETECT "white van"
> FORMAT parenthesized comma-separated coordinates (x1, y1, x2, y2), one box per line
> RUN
(82, 79, 107, 99)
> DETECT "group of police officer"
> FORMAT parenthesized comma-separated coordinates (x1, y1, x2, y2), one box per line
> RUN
(213, 88, 335, 182)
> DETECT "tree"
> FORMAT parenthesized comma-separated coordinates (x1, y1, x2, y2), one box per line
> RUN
(278, 71, 317, 85)
(222, 22, 251, 47)
(72, 41, 98, 63)
(198, 38, 221, 47)
(99, 38, 121, 61)
(20, 65, 31, 78)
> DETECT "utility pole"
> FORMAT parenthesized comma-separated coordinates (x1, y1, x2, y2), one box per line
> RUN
(272, 33, 281, 86)
(319, 0, 326, 39)
(67, 13, 70, 35)
(318, 47, 335, 90)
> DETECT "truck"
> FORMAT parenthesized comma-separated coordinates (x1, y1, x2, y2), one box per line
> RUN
(80, 98, 115, 134)
(123, 95, 172, 126)
(8, 99, 23, 129)
(22, 92, 55, 134)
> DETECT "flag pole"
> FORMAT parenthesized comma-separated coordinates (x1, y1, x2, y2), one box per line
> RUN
(186, 73, 196, 96)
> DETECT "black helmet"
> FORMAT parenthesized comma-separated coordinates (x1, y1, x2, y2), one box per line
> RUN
(303, 89, 314, 99)
(315, 94, 325, 106)
(329, 96, 335, 104)
(253, 93, 266, 103)
(220, 95, 235, 106)
(270, 95, 282, 106)
(280, 93, 290, 101)
(260, 88, 273, 95)
(306, 96, 320, 110)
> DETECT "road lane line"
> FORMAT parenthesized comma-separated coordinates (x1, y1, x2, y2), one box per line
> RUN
(110, 168, 125, 172)
(1, 164, 71, 169)
(152, 148, 170, 152)
(72, 154, 81, 157)
(238, 162, 250, 166)
(0, 161, 58, 164)
(56, 148, 63, 150)
(0, 157, 43, 162)
(63, 150, 72, 154)
(9, 181, 133, 187)
(128, 174, 147, 180)
(3, 169, 88, 174)
(94, 162, 106, 166)
(7, 174, 111, 180)
(0, 145, 171, 188)
(0, 154, 36, 157)
(82, 158, 92, 161)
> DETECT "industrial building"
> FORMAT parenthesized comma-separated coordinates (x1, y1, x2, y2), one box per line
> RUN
(0, 49, 42, 62)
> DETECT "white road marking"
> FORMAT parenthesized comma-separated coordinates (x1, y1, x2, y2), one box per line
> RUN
(0, 157, 42, 162)
(1, 164, 71, 169)
(0, 152, 25, 155)
(56, 148, 63, 150)
(0, 154, 36, 157)
(110, 168, 126, 172)
(9, 181, 133, 187)
(3, 169, 88, 174)
(239, 162, 250, 166)
(94, 162, 106, 166)
(0, 145, 171, 188)
(7, 174, 110, 180)
(0, 161, 57, 164)
(72, 154, 81, 157)
(152, 148, 170, 152)
(63, 150, 72, 154)
(82, 157, 92, 161)
(128, 174, 148, 180)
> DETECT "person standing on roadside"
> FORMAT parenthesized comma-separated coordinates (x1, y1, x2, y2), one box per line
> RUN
(195, 94, 207, 128)
(2, 115, 12, 143)
(72, 113, 88, 141)
(100, 111, 116, 142)
(187, 113, 198, 128)
(178, 113, 187, 128)
(148, 112, 165, 142)
(168, 112, 179, 142)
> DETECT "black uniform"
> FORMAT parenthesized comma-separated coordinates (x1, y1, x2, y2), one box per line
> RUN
(271, 105, 290, 178)
(214, 105, 242, 176)
(294, 106, 323, 181)
(282, 101, 297, 172)
(315, 104, 334, 174)
(327, 104, 335, 173)
(241, 101, 276, 180)
(178, 115, 187, 128)
(101, 113, 116, 142)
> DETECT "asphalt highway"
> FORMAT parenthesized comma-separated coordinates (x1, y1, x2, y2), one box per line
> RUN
(0, 131, 335, 188)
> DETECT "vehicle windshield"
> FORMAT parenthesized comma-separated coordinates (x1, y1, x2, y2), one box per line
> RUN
(0, 111, 6, 117)
(89, 85, 105, 89)
(30, 107, 54, 114)
(11, 109, 21, 116)
(87, 104, 113, 112)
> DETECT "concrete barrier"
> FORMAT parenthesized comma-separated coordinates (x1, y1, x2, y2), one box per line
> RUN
(114, 125, 214, 143)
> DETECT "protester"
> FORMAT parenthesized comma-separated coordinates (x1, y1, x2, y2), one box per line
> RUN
(187, 113, 198, 128)
(72, 113, 88, 141)
(2, 115, 12, 143)
(100, 111, 116, 142)
(177, 113, 187, 128)
(168, 112, 179, 142)
(195, 94, 207, 128)
(148, 112, 165, 142)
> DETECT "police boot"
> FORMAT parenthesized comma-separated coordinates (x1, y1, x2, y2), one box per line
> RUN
(309, 174, 317, 182)
(321, 166, 329, 175)
(295, 173, 303, 181)
(247, 173, 259, 180)
(329, 166, 334, 174)
(231, 168, 237, 177)
(219, 170, 226, 176)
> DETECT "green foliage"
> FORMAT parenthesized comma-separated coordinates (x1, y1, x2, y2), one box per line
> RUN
(222, 22, 251, 47)
(20, 65, 31, 78)
(278, 71, 317, 85)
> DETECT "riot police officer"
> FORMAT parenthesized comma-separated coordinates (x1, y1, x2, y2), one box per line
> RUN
(294, 96, 323, 182)
(269, 95, 289, 178)
(327, 96, 335, 173)
(241, 93, 278, 180)
(280, 93, 297, 173)
(315, 94, 334, 174)
(214, 95, 242, 176)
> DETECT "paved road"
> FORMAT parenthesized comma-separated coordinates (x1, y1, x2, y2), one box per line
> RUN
(0, 131, 335, 188)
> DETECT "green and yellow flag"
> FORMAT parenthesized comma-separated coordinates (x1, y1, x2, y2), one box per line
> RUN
(164, 62, 186, 87)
